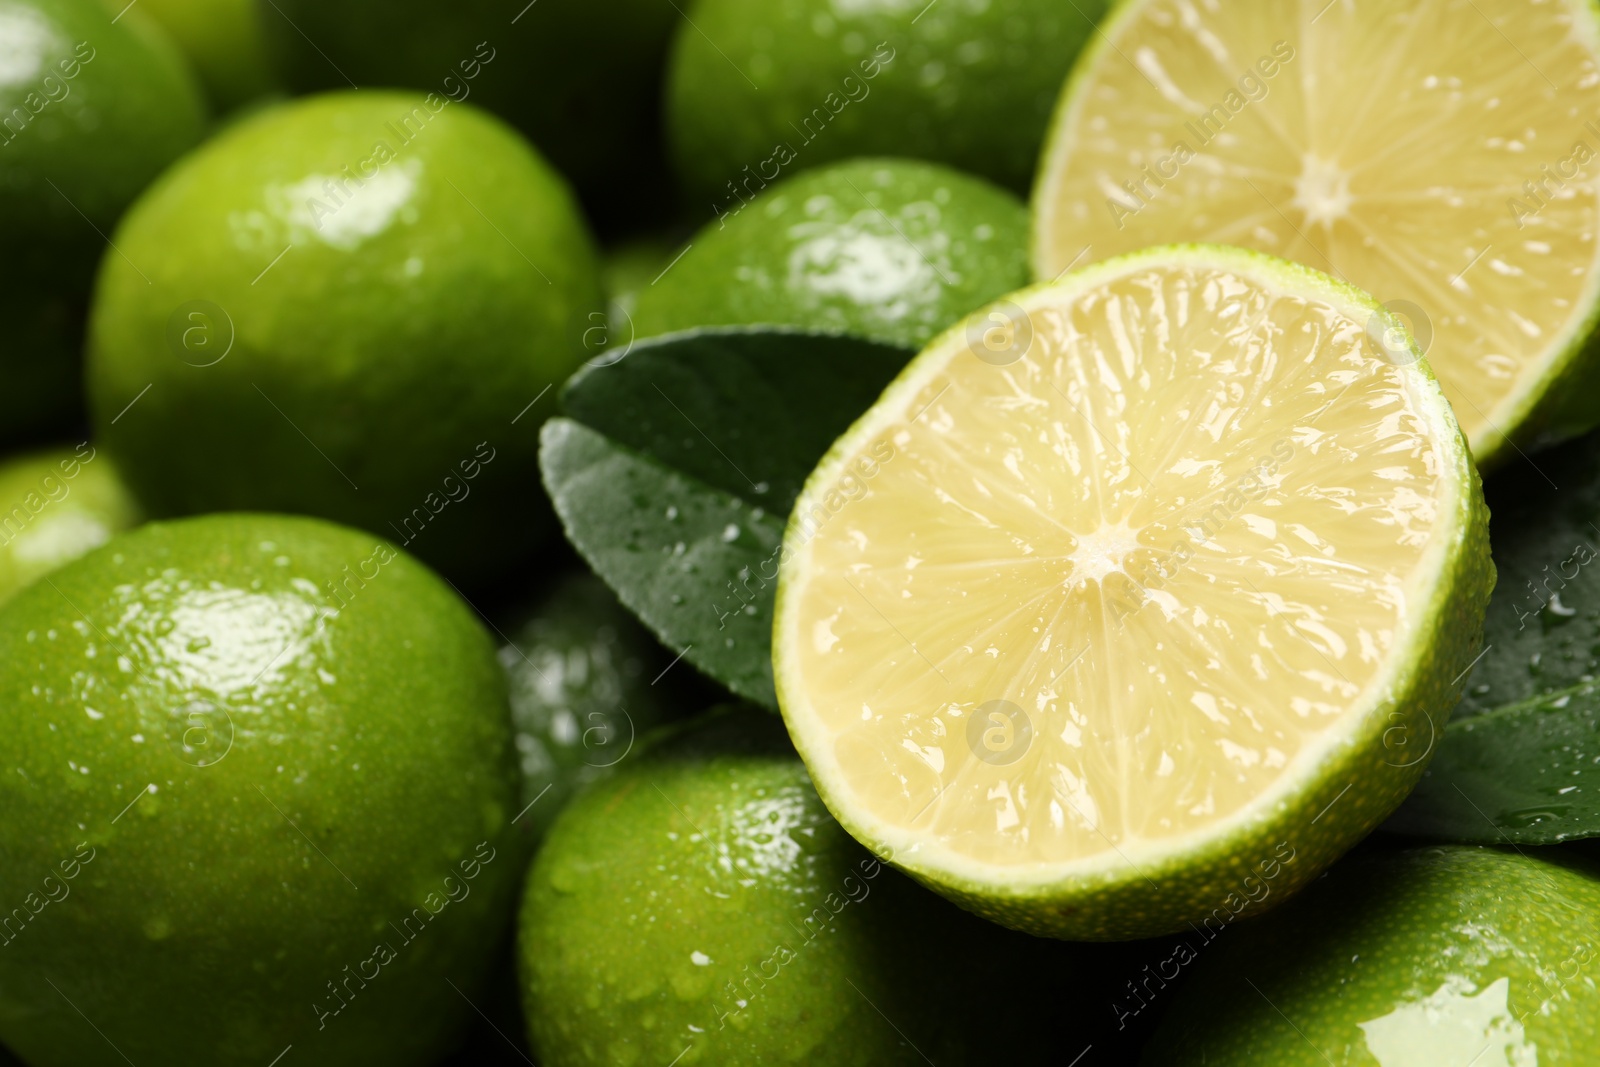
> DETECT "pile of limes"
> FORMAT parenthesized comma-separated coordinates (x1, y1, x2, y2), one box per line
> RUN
(4, 1, 1600, 1064)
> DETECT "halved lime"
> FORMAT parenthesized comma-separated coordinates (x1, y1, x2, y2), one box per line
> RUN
(1032, 0, 1600, 468)
(773, 246, 1493, 940)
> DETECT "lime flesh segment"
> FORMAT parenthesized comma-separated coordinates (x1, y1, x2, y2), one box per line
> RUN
(1032, 0, 1600, 468)
(773, 246, 1492, 939)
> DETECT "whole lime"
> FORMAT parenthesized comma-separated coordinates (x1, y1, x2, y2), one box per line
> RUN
(498, 571, 694, 844)
(1144, 845, 1600, 1064)
(0, 443, 140, 605)
(138, 0, 277, 110)
(665, 0, 1108, 198)
(261, 0, 678, 228)
(0, 513, 519, 1066)
(634, 158, 1029, 350)
(86, 91, 603, 585)
(0, 0, 204, 443)
(519, 707, 1110, 1066)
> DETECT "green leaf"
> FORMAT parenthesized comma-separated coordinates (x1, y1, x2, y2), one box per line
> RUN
(1385, 684, 1600, 843)
(539, 327, 914, 709)
(1451, 449, 1600, 724)
(1387, 431, 1600, 843)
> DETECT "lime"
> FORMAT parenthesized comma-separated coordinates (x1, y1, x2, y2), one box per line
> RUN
(772, 245, 1493, 940)
(0, 513, 519, 1066)
(1033, 0, 1600, 469)
(86, 91, 603, 585)
(261, 0, 678, 227)
(665, 0, 1109, 198)
(634, 159, 1031, 350)
(0, 0, 204, 443)
(0, 444, 140, 605)
(518, 706, 1114, 1066)
(138, 0, 276, 110)
(1143, 845, 1600, 1064)
(498, 571, 693, 844)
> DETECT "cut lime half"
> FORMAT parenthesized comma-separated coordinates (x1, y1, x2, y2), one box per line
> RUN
(773, 246, 1492, 940)
(1032, 0, 1600, 468)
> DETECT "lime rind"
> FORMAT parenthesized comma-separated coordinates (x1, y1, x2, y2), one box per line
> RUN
(773, 244, 1493, 939)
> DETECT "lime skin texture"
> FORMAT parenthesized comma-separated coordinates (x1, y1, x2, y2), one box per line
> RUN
(260, 0, 678, 229)
(86, 90, 603, 587)
(1144, 845, 1600, 1065)
(0, 513, 521, 1067)
(0, 443, 141, 605)
(498, 571, 694, 845)
(666, 0, 1109, 199)
(634, 158, 1031, 351)
(518, 706, 1115, 1067)
(0, 0, 205, 445)
(138, 0, 278, 111)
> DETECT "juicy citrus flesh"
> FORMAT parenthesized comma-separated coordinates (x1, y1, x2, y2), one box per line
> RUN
(776, 250, 1469, 890)
(1033, 0, 1600, 464)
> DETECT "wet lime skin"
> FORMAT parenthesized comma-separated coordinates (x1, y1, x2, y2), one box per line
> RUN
(519, 709, 950, 1066)
(519, 707, 1106, 1067)
(634, 158, 1030, 350)
(86, 91, 603, 586)
(261, 0, 678, 230)
(0, 0, 205, 444)
(0, 514, 520, 1066)
(1144, 846, 1600, 1065)
(666, 0, 1108, 198)
(0, 443, 141, 605)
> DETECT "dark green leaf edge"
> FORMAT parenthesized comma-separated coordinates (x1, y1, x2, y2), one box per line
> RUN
(540, 417, 786, 710)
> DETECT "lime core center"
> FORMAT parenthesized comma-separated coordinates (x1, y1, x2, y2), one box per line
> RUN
(1067, 521, 1143, 587)
(1292, 153, 1353, 229)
